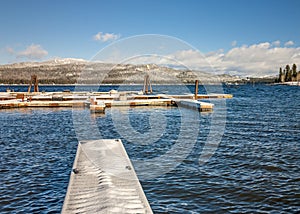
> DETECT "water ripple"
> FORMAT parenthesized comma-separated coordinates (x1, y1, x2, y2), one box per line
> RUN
(0, 85, 299, 213)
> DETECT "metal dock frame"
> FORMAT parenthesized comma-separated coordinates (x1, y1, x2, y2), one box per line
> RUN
(62, 139, 153, 213)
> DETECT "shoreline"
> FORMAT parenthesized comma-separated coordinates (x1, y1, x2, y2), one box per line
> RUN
(1, 83, 222, 86)
(0, 81, 276, 87)
(273, 81, 300, 86)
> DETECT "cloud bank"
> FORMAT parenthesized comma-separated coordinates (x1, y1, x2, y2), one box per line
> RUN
(17, 44, 48, 59)
(167, 41, 300, 77)
(106, 40, 299, 77)
(7, 44, 48, 60)
(93, 35, 300, 77)
(93, 32, 120, 42)
(284, 40, 294, 47)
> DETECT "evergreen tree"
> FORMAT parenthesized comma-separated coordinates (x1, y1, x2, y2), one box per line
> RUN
(292, 63, 297, 78)
(288, 70, 292, 81)
(279, 67, 283, 82)
(285, 65, 291, 81)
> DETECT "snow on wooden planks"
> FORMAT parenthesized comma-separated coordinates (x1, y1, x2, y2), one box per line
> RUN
(62, 139, 153, 214)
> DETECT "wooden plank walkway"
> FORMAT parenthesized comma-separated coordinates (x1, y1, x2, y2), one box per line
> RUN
(62, 139, 153, 214)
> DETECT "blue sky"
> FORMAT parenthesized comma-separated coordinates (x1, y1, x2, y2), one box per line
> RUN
(1, 0, 300, 76)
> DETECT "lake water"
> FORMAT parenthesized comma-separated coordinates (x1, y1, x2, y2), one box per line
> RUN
(0, 84, 299, 213)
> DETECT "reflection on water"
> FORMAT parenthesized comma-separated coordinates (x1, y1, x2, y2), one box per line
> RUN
(0, 84, 299, 213)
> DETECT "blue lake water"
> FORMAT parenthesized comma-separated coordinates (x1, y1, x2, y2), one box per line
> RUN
(0, 84, 299, 213)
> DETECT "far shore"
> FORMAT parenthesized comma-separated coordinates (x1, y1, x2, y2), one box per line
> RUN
(1, 82, 226, 87)
(273, 81, 300, 86)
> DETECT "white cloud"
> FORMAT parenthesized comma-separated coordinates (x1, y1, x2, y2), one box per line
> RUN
(272, 40, 280, 47)
(88, 38, 300, 77)
(161, 41, 300, 77)
(16, 44, 48, 59)
(284, 40, 294, 47)
(231, 40, 237, 47)
(93, 32, 120, 42)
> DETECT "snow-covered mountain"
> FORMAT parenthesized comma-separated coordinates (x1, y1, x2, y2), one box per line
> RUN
(0, 58, 246, 84)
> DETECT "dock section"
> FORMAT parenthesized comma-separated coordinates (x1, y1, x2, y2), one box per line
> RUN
(0, 90, 232, 112)
(62, 139, 153, 214)
(176, 100, 214, 112)
(158, 93, 233, 100)
(104, 98, 174, 107)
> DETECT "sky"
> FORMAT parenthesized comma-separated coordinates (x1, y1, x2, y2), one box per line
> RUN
(0, 0, 300, 76)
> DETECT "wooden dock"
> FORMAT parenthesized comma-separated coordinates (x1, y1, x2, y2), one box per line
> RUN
(158, 93, 233, 99)
(0, 100, 86, 109)
(176, 100, 214, 112)
(104, 98, 174, 107)
(0, 90, 232, 112)
(90, 100, 106, 113)
(62, 139, 153, 214)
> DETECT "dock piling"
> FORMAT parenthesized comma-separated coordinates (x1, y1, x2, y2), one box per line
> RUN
(194, 80, 199, 100)
(27, 75, 39, 93)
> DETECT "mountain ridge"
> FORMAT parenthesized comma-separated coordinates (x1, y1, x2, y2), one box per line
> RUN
(0, 58, 249, 84)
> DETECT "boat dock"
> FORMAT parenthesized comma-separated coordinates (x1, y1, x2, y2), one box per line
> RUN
(62, 139, 153, 214)
(176, 100, 215, 112)
(0, 90, 231, 112)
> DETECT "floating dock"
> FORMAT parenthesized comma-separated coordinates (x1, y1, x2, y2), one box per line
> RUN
(176, 100, 214, 112)
(159, 93, 233, 99)
(0, 90, 232, 112)
(0, 100, 86, 109)
(62, 139, 153, 214)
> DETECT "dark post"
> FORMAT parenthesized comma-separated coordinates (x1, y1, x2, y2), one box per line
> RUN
(34, 75, 39, 92)
(143, 74, 152, 94)
(194, 80, 199, 100)
(28, 75, 39, 93)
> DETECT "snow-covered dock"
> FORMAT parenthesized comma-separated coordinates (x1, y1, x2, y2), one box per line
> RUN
(62, 139, 153, 214)
(0, 90, 232, 112)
